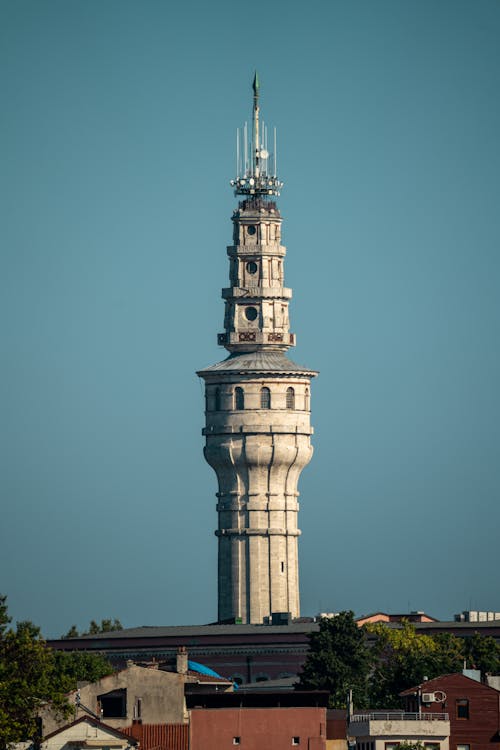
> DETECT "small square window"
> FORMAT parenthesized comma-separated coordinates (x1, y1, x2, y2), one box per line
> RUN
(233, 738, 240, 746)
(292, 738, 300, 746)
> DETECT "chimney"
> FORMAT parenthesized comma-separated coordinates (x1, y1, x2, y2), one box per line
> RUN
(177, 646, 188, 675)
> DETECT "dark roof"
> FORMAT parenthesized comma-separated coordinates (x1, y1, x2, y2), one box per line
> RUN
(400, 672, 500, 696)
(55, 622, 319, 641)
(186, 690, 329, 709)
(197, 350, 317, 377)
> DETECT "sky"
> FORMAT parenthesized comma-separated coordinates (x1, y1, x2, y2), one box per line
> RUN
(1, 0, 500, 638)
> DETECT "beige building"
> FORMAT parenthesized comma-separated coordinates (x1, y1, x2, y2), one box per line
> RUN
(349, 712, 450, 750)
(197, 75, 317, 625)
(42, 717, 137, 750)
(40, 652, 232, 736)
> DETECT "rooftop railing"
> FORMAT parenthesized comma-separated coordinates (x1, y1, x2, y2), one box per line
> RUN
(350, 712, 449, 723)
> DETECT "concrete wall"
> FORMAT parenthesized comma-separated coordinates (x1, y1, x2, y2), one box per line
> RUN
(41, 665, 186, 735)
(349, 718, 450, 750)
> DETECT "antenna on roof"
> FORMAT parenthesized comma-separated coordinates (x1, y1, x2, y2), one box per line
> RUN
(229, 74, 284, 198)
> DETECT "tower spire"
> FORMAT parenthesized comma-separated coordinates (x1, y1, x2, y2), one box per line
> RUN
(231, 74, 283, 197)
(253, 71, 260, 177)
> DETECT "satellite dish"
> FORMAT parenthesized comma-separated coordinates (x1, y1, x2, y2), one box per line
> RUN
(259, 149, 269, 159)
(249, 178, 255, 185)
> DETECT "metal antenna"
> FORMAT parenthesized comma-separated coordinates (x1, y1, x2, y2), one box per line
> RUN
(274, 127, 277, 177)
(229, 74, 284, 197)
(236, 128, 240, 177)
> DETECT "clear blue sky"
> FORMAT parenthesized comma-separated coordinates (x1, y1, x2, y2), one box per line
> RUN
(1, 0, 499, 637)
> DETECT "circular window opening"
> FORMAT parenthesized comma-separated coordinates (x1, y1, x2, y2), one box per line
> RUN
(247, 225, 256, 235)
(245, 307, 258, 321)
(246, 261, 258, 275)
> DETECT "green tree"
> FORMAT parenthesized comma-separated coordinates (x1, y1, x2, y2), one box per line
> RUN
(464, 632, 500, 675)
(0, 616, 69, 748)
(62, 618, 123, 638)
(297, 611, 371, 708)
(53, 650, 114, 685)
(0, 596, 115, 748)
(367, 621, 442, 708)
(430, 632, 465, 675)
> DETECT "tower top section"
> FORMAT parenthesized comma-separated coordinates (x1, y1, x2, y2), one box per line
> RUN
(230, 73, 284, 198)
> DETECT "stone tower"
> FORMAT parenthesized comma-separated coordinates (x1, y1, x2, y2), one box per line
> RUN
(197, 75, 317, 625)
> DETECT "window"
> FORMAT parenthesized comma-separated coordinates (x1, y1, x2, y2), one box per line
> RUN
(456, 699, 469, 719)
(215, 387, 221, 411)
(286, 387, 295, 409)
(292, 738, 300, 746)
(261, 387, 271, 409)
(305, 387, 310, 411)
(133, 698, 142, 719)
(98, 688, 127, 718)
(233, 737, 241, 745)
(424, 744, 440, 750)
(457, 745, 470, 750)
(281, 561, 285, 573)
(235, 387, 244, 410)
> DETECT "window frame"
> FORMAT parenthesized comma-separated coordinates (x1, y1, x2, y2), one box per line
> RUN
(234, 387, 244, 410)
(456, 698, 470, 719)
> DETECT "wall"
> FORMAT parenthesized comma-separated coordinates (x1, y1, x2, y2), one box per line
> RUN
(41, 665, 186, 735)
(190, 706, 326, 750)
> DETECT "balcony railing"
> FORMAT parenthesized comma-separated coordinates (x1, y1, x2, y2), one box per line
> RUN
(350, 712, 449, 723)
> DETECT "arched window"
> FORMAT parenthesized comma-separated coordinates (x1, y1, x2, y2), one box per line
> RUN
(305, 387, 310, 411)
(260, 387, 271, 409)
(215, 387, 221, 411)
(234, 387, 244, 410)
(286, 387, 295, 410)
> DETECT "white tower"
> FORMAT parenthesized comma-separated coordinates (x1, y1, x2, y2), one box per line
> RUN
(197, 75, 317, 625)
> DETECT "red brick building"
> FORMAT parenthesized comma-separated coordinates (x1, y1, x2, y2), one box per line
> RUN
(401, 673, 500, 750)
(187, 691, 329, 750)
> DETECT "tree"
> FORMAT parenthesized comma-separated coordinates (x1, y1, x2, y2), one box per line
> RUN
(62, 618, 123, 638)
(297, 611, 371, 708)
(367, 622, 469, 708)
(464, 632, 500, 675)
(53, 650, 114, 685)
(367, 621, 442, 708)
(0, 596, 115, 748)
(430, 632, 465, 675)
(0, 617, 69, 748)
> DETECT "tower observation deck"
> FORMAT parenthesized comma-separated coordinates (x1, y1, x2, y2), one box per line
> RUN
(197, 75, 317, 625)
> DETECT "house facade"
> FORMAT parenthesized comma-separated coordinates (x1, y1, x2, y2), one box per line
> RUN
(401, 673, 500, 750)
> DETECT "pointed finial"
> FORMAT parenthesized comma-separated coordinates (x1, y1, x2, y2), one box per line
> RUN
(253, 71, 260, 97)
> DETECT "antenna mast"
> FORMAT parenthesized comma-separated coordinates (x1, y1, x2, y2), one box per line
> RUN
(230, 73, 284, 198)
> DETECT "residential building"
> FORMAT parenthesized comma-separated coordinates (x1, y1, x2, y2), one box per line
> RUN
(349, 711, 450, 750)
(400, 673, 500, 750)
(41, 717, 137, 750)
(187, 691, 329, 750)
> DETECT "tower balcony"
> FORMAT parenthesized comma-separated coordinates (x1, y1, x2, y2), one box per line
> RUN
(217, 331, 295, 349)
(221, 287, 292, 300)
